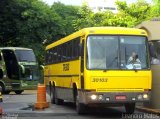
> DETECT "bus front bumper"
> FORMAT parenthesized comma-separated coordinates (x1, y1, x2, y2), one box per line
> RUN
(78, 90, 151, 105)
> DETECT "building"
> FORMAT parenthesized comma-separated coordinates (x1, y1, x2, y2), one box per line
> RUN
(136, 18, 160, 41)
(84, 0, 118, 13)
(136, 18, 160, 109)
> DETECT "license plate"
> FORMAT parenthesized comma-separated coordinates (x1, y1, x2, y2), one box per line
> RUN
(115, 95, 126, 100)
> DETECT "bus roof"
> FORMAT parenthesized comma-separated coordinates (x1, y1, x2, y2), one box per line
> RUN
(0, 47, 32, 51)
(46, 27, 147, 50)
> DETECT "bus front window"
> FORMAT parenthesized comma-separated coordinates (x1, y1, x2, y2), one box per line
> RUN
(87, 36, 119, 70)
(87, 35, 149, 70)
(15, 50, 36, 62)
(120, 36, 149, 69)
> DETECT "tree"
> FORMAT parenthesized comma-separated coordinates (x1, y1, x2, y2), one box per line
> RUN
(0, 0, 63, 64)
(51, 2, 80, 37)
(0, 0, 19, 46)
(116, 0, 152, 25)
(151, 0, 160, 16)
(73, 4, 94, 30)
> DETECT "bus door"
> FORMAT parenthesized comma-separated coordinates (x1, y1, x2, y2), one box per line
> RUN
(0, 50, 8, 79)
(2, 50, 20, 89)
(80, 38, 84, 89)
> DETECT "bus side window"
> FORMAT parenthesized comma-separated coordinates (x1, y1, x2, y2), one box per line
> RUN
(149, 42, 160, 65)
(149, 42, 156, 58)
(73, 38, 80, 58)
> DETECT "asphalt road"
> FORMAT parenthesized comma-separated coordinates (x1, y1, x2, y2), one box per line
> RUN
(0, 90, 159, 119)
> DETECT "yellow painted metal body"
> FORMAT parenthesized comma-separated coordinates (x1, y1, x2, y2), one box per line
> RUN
(44, 27, 151, 94)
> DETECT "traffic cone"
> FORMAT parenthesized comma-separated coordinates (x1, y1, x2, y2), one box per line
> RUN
(34, 84, 49, 109)
(0, 107, 3, 115)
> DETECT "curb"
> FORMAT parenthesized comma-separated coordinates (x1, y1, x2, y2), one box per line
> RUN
(136, 106, 160, 115)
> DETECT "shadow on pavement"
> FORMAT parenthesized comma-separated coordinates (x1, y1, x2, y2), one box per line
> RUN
(59, 101, 125, 118)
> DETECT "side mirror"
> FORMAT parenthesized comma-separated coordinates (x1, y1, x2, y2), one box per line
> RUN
(79, 40, 84, 57)
(40, 65, 44, 70)
(20, 65, 25, 74)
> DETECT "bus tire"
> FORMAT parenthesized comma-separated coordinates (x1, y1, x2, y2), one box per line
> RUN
(73, 84, 77, 103)
(76, 95, 86, 114)
(50, 84, 55, 104)
(125, 103, 135, 114)
(4, 91, 10, 94)
(15, 90, 23, 94)
(0, 98, 2, 102)
(55, 88, 64, 105)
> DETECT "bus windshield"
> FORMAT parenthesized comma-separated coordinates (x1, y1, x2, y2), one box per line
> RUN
(15, 50, 36, 62)
(87, 35, 149, 70)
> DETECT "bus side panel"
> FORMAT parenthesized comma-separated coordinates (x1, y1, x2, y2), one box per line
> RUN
(46, 60, 80, 101)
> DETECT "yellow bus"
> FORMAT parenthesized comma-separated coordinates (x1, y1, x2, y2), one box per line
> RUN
(44, 27, 152, 114)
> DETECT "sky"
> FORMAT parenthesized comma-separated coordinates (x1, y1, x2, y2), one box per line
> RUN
(42, 0, 153, 6)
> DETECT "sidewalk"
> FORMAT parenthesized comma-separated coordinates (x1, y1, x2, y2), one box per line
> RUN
(136, 106, 160, 115)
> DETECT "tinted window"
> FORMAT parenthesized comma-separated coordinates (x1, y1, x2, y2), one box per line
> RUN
(15, 50, 36, 62)
(149, 41, 160, 65)
(45, 38, 80, 64)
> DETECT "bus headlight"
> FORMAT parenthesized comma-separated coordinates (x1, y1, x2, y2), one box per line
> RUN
(143, 94, 148, 99)
(90, 94, 97, 100)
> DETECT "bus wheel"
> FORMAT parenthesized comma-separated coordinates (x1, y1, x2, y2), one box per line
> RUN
(15, 90, 23, 94)
(125, 103, 135, 114)
(0, 97, 2, 102)
(76, 94, 86, 114)
(55, 88, 64, 105)
(4, 91, 10, 94)
(50, 84, 55, 104)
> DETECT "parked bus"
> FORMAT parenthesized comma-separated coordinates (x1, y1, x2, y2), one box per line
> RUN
(44, 27, 152, 114)
(0, 47, 39, 94)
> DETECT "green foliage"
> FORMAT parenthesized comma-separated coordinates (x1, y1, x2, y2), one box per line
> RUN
(116, 0, 152, 25)
(0, 0, 18, 46)
(73, 4, 93, 30)
(0, 0, 73, 64)
(51, 2, 80, 38)
(152, 0, 160, 16)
